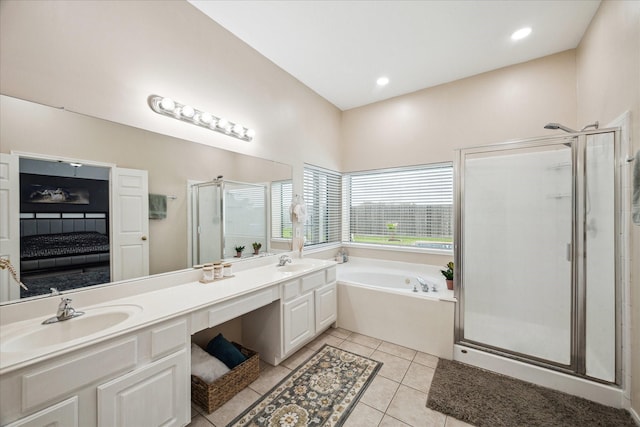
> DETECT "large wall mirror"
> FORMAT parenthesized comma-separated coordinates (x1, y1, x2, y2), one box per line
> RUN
(0, 95, 292, 304)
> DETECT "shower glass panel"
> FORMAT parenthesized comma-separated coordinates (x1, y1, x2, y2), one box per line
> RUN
(461, 141, 573, 365)
(585, 132, 616, 382)
(194, 183, 223, 264)
(223, 182, 267, 259)
(192, 180, 267, 263)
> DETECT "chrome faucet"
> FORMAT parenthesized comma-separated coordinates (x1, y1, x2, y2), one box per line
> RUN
(278, 254, 292, 266)
(416, 276, 431, 292)
(42, 297, 85, 324)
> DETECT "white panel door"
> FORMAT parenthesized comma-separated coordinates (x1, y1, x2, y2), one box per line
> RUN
(111, 168, 149, 282)
(0, 153, 20, 302)
(98, 350, 189, 427)
(315, 282, 337, 331)
(283, 292, 315, 354)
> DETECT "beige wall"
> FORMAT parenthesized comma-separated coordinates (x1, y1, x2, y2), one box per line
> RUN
(341, 50, 577, 171)
(576, 0, 640, 415)
(340, 50, 577, 268)
(0, 0, 342, 188)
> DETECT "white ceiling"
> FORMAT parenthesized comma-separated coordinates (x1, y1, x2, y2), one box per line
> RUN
(189, 0, 601, 111)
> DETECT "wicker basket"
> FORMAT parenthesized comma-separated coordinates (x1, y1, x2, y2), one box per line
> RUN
(191, 343, 260, 414)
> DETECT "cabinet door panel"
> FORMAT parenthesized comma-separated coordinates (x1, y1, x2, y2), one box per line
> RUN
(98, 350, 189, 427)
(283, 293, 315, 354)
(315, 282, 337, 331)
(5, 396, 78, 427)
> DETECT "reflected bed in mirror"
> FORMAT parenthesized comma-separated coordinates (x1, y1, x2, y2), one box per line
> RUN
(0, 95, 292, 304)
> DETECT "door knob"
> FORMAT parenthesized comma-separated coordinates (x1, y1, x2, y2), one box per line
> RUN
(141, 235, 148, 241)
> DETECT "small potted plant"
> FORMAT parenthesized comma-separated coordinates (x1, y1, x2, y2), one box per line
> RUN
(441, 261, 454, 290)
(234, 245, 245, 258)
(386, 222, 399, 241)
(252, 242, 262, 255)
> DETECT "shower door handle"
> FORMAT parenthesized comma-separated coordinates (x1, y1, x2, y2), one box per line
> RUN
(566, 243, 572, 262)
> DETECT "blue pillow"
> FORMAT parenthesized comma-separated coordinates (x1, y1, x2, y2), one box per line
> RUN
(205, 334, 247, 369)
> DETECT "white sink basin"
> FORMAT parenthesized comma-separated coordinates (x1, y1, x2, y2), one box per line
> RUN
(2, 304, 143, 353)
(275, 259, 325, 273)
(277, 263, 315, 273)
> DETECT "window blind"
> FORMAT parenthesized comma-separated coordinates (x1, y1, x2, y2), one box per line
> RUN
(271, 180, 293, 239)
(303, 164, 341, 246)
(343, 163, 453, 250)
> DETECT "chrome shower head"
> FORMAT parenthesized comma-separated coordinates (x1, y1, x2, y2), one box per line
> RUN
(544, 123, 577, 133)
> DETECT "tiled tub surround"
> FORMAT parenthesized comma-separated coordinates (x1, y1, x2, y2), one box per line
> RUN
(337, 257, 456, 359)
(0, 255, 336, 426)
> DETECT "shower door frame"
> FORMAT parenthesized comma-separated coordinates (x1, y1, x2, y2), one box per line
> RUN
(192, 178, 270, 263)
(192, 180, 224, 264)
(454, 128, 622, 385)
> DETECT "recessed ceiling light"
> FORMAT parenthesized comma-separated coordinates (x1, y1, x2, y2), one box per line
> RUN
(376, 76, 389, 86)
(511, 27, 532, 41)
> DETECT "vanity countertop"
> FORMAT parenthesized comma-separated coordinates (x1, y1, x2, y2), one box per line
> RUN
(0, 258, 335, 374)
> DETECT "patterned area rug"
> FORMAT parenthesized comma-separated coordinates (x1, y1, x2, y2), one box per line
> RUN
(427, 359, 636, 427)
(228, 344, 382, 427)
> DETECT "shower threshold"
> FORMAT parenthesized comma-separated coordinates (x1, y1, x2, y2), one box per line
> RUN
(453, 344, 625, 408)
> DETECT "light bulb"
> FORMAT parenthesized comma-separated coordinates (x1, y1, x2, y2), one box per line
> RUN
(511, 27, 532, 41)
(217, 118, 228, 129)
(181, 105, 195, 118)
(200, 112, 213, 124)
(245, 129, 255, 139)
(232, 124, 245, 136)
(376, 76, 389, 86)
(159, 97, 175, 111)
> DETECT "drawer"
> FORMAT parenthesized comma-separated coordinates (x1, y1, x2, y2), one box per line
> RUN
(21, 338, 137, 411)
(301, 271, 325, 293)
(326, 267, 336, 283)
(151, 319, 188, 359)
(282, 279, 301, 301)
(6, 396, 78, 427)
(208, 287, 276, 327)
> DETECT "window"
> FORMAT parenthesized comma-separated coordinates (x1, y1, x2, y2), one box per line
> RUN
(342, 163, 453, 250)
(303, 164, 341, 246)
(271, 180, 293, 239)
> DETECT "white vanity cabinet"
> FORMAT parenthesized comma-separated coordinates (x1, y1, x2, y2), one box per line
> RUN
(243, 265, 337, 365)
(0, 318, 190, 427)
(4, 397, 79, 427)
(97, 349, 188, 427)
(283, 292, 315, 354)
(315, 281, 337, 331)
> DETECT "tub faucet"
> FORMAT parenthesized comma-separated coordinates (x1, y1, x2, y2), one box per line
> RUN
(42, 297, 85, 324)
(416, 276, 430, 292)
(278, 254, 292, 266)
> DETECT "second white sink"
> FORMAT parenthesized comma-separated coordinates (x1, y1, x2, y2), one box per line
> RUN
(2, 304, 143, 353)
(276, 263, 315, 273)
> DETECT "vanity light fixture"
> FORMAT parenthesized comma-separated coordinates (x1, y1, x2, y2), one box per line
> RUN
(148, 95, 255, 142)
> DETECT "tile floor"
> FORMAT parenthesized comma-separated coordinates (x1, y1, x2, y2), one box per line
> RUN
(188, 328, 473, 427)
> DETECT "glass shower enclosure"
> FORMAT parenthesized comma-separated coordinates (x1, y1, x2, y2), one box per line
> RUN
(191, 179, 267, 264)
(455, 129, 620, 383)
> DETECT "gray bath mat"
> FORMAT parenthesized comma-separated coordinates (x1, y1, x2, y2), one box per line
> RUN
(427, 359, 635, 427)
